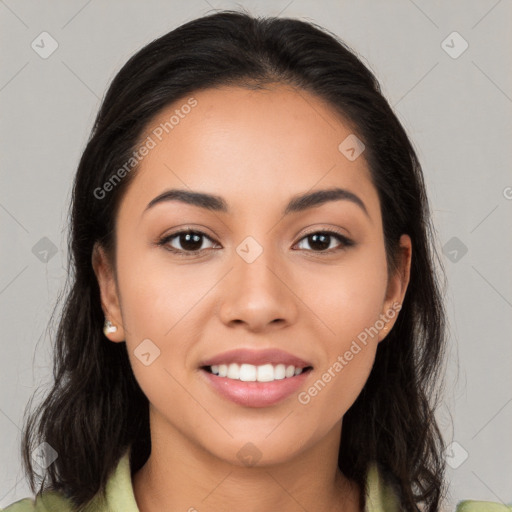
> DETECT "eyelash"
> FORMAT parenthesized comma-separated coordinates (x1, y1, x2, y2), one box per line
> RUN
(156, 227, 355, 257)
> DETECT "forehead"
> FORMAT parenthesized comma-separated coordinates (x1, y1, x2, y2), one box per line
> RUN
(119, 84, 379, 222)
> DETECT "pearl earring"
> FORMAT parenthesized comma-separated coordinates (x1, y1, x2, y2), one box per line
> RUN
(103, 319, 118, 335)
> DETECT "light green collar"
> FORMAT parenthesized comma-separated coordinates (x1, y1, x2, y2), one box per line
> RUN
(364, 461, 400, 511)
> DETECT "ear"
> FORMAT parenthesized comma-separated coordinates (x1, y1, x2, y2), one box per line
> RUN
(378, 234, 412, 342)
(91, 242, 125, 342)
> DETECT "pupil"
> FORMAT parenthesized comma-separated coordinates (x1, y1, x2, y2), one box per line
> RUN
(309, 233, 330, 251)
(181, 232, 202, 251)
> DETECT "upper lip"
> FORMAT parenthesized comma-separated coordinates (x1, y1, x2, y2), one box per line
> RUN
(200, 348, 313, 369)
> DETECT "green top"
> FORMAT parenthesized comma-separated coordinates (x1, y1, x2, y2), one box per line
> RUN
(2, 449, 510, 511)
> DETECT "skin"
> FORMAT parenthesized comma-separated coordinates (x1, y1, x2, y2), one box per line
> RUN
(92, 84, 411, 512)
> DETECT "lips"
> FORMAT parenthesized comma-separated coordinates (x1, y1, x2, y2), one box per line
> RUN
(200, 367, 312, 407)
(199, 348, 313, 369)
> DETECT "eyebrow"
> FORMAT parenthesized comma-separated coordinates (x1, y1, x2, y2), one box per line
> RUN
(143, 187, 370, 219)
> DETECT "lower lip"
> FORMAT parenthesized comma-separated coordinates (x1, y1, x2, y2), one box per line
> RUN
(200, 368, 312, 408)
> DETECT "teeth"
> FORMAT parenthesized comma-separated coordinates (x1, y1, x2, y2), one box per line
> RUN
(208, 363, 306, 382)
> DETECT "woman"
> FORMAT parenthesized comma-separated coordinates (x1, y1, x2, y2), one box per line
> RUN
(3, 10, 507, 512)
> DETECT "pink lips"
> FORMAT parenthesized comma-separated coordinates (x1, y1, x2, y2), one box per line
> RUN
(199, 348, 312, 369)
(198, 348, 314, 408)
(200, 367, 312, 408)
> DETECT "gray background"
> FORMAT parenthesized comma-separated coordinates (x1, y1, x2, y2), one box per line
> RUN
(1, 0, 511, 509)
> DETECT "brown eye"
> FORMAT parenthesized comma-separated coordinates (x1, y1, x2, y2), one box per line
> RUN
(157, 228, 354, 257)
(158, 230, 218, 254)
(295, 230, 354, 253)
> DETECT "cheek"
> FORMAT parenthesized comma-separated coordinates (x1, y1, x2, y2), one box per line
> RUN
(306, 243, 389, 341)
(115, 240, 204, 339)
(298, 321, 380, 428)
(115, 245, 214, 395)
(297, 346, 377, 439)
(297, 245, 387, 416)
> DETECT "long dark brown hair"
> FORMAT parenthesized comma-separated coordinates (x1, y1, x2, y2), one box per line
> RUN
(20, 9, 448, 511)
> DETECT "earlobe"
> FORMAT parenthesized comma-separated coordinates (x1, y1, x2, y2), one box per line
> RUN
(91, 242, 125, 342)
(378, 323, 392, 343)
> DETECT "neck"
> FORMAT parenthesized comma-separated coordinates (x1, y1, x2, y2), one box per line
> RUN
(132, 411, 361, 512)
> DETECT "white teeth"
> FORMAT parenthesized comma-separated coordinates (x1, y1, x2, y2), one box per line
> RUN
(274, 364, 286, 380)
(239, 364, 257, 381)
(227, 363, 239, 379)
(257, 364, 275, 382)
(207, 363, 306, 382)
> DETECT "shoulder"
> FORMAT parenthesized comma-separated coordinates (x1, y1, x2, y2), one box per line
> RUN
(1, 490, 74, 512)
(2, 447, 138, 512)
(455, 501, 512, 511)
(365, 462, 511, 512)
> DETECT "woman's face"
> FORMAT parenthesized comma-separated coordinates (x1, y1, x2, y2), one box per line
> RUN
(94, 84, 411, 466)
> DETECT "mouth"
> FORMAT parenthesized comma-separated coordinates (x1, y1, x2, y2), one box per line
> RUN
(201, 363, 313, 382)
(199, 363, 314, 408)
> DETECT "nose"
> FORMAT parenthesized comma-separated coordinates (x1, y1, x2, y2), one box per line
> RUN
(218, 244, 299, 333)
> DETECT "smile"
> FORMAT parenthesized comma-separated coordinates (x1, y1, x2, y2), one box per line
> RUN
(204, 362, 311, 382)
(200, 365, 313, 408)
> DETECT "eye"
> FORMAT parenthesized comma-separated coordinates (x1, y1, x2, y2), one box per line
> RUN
(157, 228, 354, 257)
(294, 229, 354, 253)
(157, 229, 218, 255)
